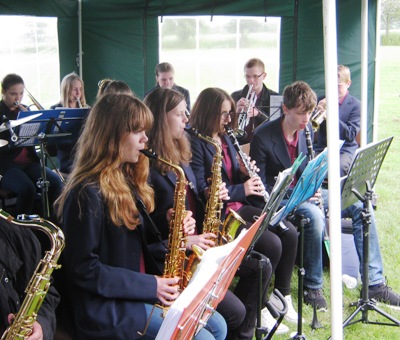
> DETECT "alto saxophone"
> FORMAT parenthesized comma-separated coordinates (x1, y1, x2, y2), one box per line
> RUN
(185, 127, 245, 246)
(0, 210, 65, 340)
(140, 149, 191, 291)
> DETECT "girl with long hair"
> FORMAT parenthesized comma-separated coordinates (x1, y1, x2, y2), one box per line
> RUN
(55, 93, 225, 339)
(190, 87, 300, 335)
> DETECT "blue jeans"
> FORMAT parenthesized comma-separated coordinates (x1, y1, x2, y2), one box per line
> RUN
(1, 163, 64, 215)
(323, 189, 384, 286)
(293, 201, 325, 289)
(143, 303, 227, 339)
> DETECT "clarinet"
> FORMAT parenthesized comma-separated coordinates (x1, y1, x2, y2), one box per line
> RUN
(225, 126, 269, 203)
(225, 126, 289, 234)
(304, 125, 324, 211)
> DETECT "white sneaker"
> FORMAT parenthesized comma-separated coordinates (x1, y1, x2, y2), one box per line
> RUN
(269, 292, 304, 324)
(260, 307, 289, 335)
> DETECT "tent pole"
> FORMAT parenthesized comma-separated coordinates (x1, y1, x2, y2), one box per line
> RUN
(78, 0, 83, 79)
(373, 0, 381, 143)
(323, 0, 343, 338)
(360, 0, 368, 147)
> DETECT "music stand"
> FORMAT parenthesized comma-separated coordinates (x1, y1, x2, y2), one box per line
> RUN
(155, 214, 264, 340)
(249, 153, 305, 340)
(13, 109, 88, 218)
(267, 148, 328, 340)
(341, 136, 400, 329)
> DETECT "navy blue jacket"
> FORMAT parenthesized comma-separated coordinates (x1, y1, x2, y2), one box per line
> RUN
(315, 93, 360, 156)
(60, 184, 160, 339)
(190, 134, 247, 205)
(149, 163, 205, 241)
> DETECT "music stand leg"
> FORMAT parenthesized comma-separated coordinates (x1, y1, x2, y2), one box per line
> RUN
(36, 136, 50, 219)
(253, 252, 269, 340)
(291, 214, 307, 339)
(343, 181, 400, 328)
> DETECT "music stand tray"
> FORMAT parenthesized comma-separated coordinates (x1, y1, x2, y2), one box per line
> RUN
(341, 136, 393, 210)
(15, 108, 89, 147)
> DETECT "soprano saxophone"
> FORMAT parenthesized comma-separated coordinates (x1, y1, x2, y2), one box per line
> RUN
(140, 149, 192, 291)
(0, 210, 65, 340)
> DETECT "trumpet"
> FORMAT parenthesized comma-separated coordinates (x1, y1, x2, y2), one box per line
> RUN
(311, 107, 326, 131)
(24, 87, 45, 110)
(237, 84, 255, 138)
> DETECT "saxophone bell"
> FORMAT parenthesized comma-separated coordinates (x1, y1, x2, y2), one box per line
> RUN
(220, 209, 246, 244)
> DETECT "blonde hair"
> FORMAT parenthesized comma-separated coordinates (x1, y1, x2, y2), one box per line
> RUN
(60, 72, 87, 108)
(244, 58, 265, 73)
(55, 94, 154, 230)
(338, 65, 351, 83)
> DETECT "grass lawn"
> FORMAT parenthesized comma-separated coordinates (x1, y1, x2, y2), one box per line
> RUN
(263, 46, 400, 339)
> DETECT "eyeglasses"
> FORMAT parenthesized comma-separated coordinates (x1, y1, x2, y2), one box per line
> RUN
(221, 111, 234, 119)
(244, 73, 264, 81)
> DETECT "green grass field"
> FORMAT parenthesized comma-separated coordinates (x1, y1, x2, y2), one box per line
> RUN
(264, 46, 400, 339)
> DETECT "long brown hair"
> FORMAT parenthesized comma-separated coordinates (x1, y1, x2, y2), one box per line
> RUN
(190, 87, 237, 137)
(144, 87, 191, 174)
(55, 94, 154, 229)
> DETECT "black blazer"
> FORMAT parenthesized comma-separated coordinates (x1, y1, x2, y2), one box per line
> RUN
(190, 134, 247, 205)
(60, 184, 160, 339)
(250, 117, 311, 195)
(149, 163, 205, 241)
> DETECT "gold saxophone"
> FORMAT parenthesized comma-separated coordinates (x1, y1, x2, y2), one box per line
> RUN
(140, 149, 190, 292)
(185, 128, 245, 247)
(0, 210, 65, 340)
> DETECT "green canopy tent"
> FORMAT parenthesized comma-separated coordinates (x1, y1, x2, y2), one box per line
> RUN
(0, 1, 382, 338)
(0, 0, 378, 142)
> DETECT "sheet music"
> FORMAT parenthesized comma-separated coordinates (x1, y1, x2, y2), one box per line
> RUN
(269, 95, 283, 120)
(270, 148, 329, 225)
(15, 123, 41, 146)
(156, 233, 245, 339)
(156, 215, 265, 340)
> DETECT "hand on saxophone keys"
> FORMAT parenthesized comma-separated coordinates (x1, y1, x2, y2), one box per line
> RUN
(186, 233, 217, 251)
(6, 313, 43, 339)
(154, 276, 180, 306)
(182, 210, 197, 235)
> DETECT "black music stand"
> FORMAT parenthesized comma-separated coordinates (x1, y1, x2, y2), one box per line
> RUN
(250, 154, 306, 340)
(341, 136, 400, 329)
(13, 109, 88, 218)
(269, 148, 328, 340)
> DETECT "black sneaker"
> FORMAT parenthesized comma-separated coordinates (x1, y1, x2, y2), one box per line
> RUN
(368, 283, 400, 309)
(303, 288, 328, 312)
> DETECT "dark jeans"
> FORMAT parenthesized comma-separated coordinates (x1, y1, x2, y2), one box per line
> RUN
(1, 163, 63, 216)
